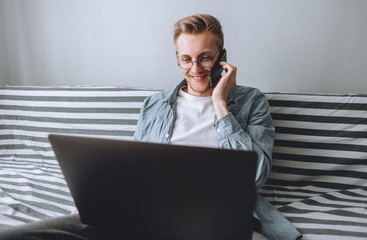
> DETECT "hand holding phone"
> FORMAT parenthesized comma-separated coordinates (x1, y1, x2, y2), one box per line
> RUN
(210, 50, 237, 119)
(209, 49, 227, 88)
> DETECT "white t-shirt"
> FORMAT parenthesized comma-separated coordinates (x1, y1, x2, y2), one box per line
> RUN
(169, 88, 218, 148)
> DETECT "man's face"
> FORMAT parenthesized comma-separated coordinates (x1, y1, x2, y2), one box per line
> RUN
(176, 31, 219, 96)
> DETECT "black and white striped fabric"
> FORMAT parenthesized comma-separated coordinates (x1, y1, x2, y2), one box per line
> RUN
(260, 93, 367, 239)
(0, 86, 159, 229)
(1, 86, 366, 239)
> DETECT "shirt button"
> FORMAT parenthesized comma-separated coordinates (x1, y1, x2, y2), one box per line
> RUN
(165, 133, 170, 138)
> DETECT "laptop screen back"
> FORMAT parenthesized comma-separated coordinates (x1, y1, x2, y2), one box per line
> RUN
(49, 134, 257, 240)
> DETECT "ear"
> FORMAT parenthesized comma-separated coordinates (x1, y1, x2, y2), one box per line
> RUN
(176, 51, 179, 61)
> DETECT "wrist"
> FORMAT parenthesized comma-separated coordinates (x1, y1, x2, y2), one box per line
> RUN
(213, 100, 229, 119)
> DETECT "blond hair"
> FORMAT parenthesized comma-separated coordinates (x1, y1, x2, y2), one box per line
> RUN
(173, 14, 224, 50)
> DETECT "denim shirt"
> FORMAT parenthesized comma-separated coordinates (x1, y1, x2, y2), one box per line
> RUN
(134, 80, 302, 240)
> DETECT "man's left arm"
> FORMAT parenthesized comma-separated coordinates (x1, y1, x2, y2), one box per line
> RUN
(215, 92, 275, 189)
(213, 62, 274, 189)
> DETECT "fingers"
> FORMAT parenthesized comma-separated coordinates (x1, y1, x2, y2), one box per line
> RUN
(218, 61, 237, 86)
(219, 61, 237, 75)
(212, 61, 237, 97)
(71, 209, 79, 214)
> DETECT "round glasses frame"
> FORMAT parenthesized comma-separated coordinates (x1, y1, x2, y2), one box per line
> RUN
(176, 50, 219, 70)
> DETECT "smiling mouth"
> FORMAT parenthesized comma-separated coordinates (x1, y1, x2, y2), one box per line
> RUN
(190, 74, 209, 80)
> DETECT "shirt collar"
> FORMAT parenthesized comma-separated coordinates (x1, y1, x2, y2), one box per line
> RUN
(167, 79, 187, 105)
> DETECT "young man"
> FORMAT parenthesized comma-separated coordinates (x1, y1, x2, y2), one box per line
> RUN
(0, 14, 301, 240)
(134, 14, 301, 240)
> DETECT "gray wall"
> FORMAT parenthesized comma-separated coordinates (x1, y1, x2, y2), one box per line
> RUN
(1, 0, 366, 94)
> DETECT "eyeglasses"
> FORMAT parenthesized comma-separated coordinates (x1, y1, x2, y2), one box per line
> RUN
(176, 50, 219, 70)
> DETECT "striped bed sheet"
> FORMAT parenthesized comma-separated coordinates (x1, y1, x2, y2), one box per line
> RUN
(0, 86, 366, 239)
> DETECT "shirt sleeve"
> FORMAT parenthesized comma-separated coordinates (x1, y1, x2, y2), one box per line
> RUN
(215, 92, 274, 189)
(134, 98, 148, 142)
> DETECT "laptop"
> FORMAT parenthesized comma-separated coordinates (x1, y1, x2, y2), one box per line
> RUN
(49, 134, 257, 240)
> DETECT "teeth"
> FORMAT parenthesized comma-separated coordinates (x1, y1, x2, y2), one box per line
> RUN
(192, 76, 204, 79)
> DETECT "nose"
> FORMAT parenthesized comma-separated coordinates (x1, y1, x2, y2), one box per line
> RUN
(190, 61, 203, 73)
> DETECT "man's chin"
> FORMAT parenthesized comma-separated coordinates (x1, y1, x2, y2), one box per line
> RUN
(186, 83, 213, 96)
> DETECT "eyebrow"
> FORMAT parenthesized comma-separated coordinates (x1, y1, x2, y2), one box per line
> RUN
(178, 51, 214, 58)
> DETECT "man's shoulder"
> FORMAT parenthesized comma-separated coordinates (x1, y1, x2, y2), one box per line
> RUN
(230, 85, 265, 101)
(144, 88, 171, 103)
(140, 88, 175, 112)
(143, 81, 184, 106)
(232, 85, 260, 93)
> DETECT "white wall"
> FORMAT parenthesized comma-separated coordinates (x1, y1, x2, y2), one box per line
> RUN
(1, 0, 366, 94)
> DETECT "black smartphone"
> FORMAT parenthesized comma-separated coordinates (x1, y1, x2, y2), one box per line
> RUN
(209, 49, 227, 87)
